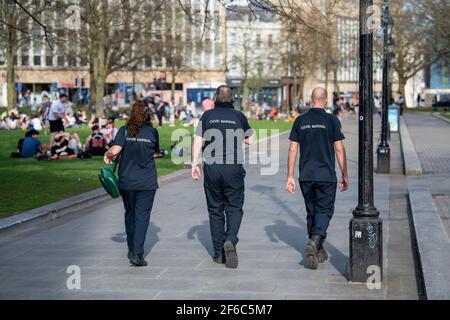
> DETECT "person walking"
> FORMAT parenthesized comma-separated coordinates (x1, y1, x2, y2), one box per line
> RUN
(104, 101, 159, 267)
(285, 87, 349, 270)
(154, 94, 164, 128)
(48, 93, 69, 146)
(397, 92, 404, 115)
(191, 85, 253, 269)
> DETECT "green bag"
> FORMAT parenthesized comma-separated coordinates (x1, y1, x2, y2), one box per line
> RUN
(99, 160, 120, 198)
(98, 128, 127, 199)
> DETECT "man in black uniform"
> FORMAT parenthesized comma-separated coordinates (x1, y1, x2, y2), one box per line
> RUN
(192, 85, 253, 268)
(286, 87, 349, 270)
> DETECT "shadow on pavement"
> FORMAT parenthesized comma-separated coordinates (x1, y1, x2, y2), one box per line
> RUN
(261, 188, 348, 278)
(265, 220, 308, 265)
(187, 220, 214, 257)
(110, 222, 161, 259)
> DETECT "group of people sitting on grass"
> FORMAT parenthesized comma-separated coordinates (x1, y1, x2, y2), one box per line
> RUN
(12, 121, 118, 160)
(9, 91, 123, 160)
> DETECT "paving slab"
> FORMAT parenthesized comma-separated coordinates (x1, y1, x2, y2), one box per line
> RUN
(0, 117, 418, 299)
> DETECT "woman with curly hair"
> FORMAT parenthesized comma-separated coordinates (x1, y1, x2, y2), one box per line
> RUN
(104, 100, 159, 267)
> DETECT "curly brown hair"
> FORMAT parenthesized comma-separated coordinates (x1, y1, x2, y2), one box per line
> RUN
(127, 100, 153, 138)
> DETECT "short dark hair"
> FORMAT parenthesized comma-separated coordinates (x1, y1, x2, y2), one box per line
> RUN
(26, 129, 39, 137)
(60, 93, 68, 98)
(215, 85, 234, 103)
(92, 125, 99, 131)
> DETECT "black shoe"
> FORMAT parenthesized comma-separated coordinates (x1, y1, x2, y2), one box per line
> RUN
(304, 235, 323, 270)
(317, 246, 329, 263)
(213, 247, 226, 264)
(223, 240, 238, 269)
(213, 255, 225, 264)
(129, 253, 148, 267)
(127, 251, 134, 260)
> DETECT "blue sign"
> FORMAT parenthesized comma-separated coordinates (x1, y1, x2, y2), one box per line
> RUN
(51, 83, 58, 92)
(388, 106, 399, 132)
(119, 82, 126, 92)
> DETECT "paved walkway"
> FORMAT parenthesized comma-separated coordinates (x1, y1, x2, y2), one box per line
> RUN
(0, 117, 418, 299)
(404, 113, 450, 174)
(405, 113, 450, 237)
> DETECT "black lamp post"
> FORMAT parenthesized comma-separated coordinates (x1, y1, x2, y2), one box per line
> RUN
(349, 0, 383, 284)
(376, 0, 391, 174)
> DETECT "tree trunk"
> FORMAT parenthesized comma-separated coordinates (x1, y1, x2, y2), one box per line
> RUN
(241, 79, 249, 112)
(94, 71, 106, 117)
(333, 68, 340, 96)
(6, 45, 16, 110)
(171, 67, 177, 99)
(293, 75, 299, 107)
(89, 66, 96, 110)
(92, 45, 107, 117)
(90, 0, 109, 117)
(299, 77, 305, 102)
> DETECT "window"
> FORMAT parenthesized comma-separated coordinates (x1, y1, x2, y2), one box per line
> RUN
(21, 56, 29, 66)
(145, 57, 152, 68)
(257, 62, 263, 75)
(33, 56, 41, 66)
(57, 56, 65, 67)
(230, 33, 236, 46)
(46, 56, 53, 66)
(68, 56, 76, 67)
(80, 56, 88, 66)
(154, 56, 162, 68)
(231, 56, 237, 70)
(256, 34, 261, 47)
(268, 34, 273, 47)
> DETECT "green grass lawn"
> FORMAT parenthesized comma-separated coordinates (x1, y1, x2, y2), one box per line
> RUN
(0, 119, 292, 218)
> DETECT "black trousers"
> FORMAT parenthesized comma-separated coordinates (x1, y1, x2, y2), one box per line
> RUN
(120, 189, 156, 258)
(156, 111, 164, 127)
(299, 181, 337, 239)
(203, 164, 245, 256)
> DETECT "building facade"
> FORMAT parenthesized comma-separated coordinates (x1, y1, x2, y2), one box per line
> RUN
(0, 0, 227, 107)
(282, 0, 385, 109)
(225, 2, 285, 109)
(1, 0, 396, 110)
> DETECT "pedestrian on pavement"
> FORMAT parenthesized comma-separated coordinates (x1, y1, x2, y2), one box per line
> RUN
(397, 92, 404, 115)
(285, 87, 349, 270)
(191, 85, 254, 268)
(104, 100, 159, 267)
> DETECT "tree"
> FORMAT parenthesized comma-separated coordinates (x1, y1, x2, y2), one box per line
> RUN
(0, 0, 55, 110)
(282, 19, 317, 108)
(70, 0, 166, 116)
(229, 21, 254, 113)
(390, 0, 450, 106)
(159, 1, 196, 100)
(226, 5, 283, 112)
